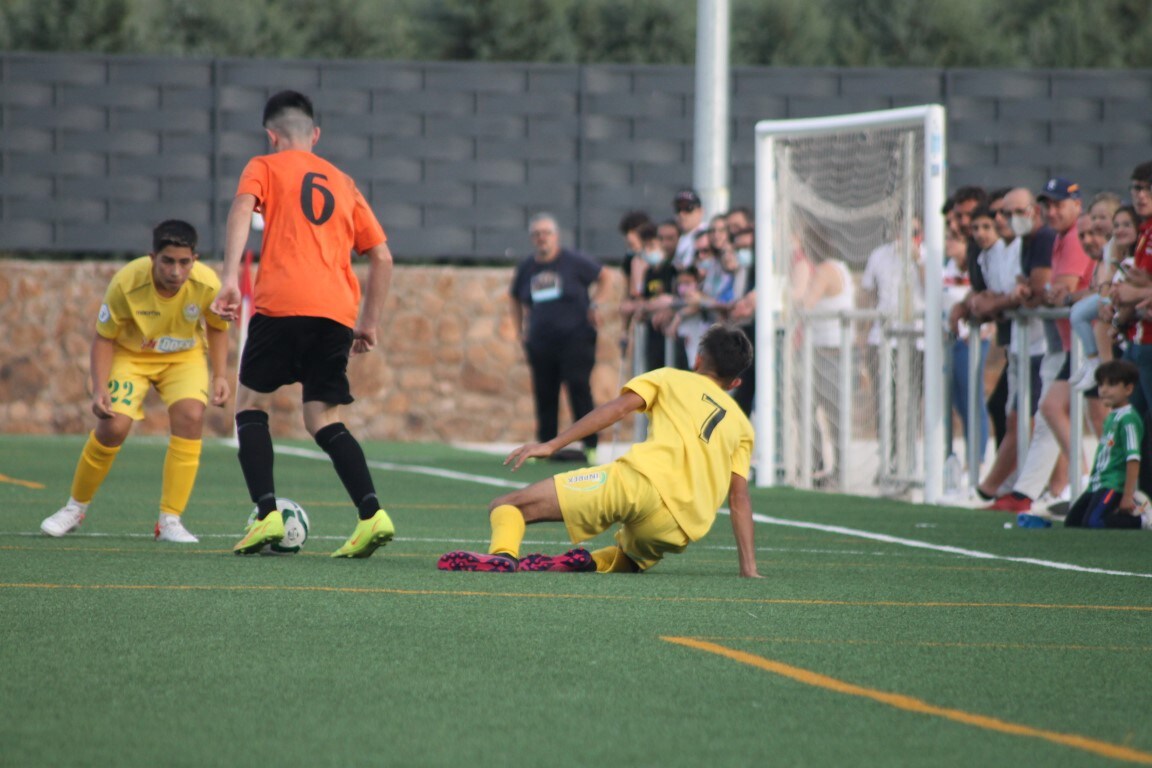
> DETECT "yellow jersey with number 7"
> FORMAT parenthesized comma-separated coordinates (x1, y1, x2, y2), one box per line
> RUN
(618, 367, 754, 541)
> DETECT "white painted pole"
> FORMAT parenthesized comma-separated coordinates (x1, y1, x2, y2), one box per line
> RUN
(694, 0, 730, 217)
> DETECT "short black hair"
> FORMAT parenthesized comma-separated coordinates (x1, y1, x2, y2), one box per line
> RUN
(152, 220, 198, 253)
(263, 90, 314, 127)
(637, 221, 658, 241)
(1096, 359, 1140, 388)
(970, 205, 995, 222)
(989, 187, 1012, 206)
(697, 324, 754, 383)
(618, 210, 651, 235)
(953, 186, 988, 207)
(941, 196, 955, 216)
(1130, 161, 1152, 184)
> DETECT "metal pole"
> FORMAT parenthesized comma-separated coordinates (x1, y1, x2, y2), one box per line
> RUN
(967, 324, 982, 492)
(839, 316, 852, 491)
(694, 0, 730, 216)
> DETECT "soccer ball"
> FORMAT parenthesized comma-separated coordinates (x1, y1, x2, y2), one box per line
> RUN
(1135, 490, 1150, 516)
(246, 498, 310, 555)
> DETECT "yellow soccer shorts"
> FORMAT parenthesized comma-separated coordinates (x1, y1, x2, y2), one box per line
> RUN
(554, 461, 690, 571)
(106, 351, 209, 420)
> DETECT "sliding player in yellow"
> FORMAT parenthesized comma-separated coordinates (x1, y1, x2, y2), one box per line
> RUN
(439, 324, 762, 577)
(41, 220, 230, 543)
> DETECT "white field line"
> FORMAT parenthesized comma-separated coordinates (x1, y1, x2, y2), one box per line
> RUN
(16, 442, 1149, 577)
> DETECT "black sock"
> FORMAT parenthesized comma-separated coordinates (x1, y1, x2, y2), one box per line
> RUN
(314, 422, 379, 520)
(1011, 491, 1031, 502)
(236, 410, 277, 519)
(976, 487, 994, 501)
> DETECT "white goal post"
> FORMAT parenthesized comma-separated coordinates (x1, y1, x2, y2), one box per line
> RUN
(752, 105, 948, 503)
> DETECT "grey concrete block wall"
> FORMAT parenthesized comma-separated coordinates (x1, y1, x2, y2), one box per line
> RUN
(2, 53, 1150, 262)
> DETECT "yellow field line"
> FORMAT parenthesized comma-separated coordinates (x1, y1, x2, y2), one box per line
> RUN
(1, 581, 1151, 613)
(0, 474, 45, 489)
(687, 635, 1152, 653)
(663, 637, 1152, 765)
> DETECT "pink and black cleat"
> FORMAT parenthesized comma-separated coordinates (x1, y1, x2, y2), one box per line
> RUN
(437, 550, 519, 572)
(517, 548, 595, 573)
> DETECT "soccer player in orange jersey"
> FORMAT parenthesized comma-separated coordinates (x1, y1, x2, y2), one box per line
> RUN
(212, 90, 396, 559)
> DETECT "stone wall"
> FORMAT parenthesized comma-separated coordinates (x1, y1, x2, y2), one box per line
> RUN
(0, 261, 627, 442)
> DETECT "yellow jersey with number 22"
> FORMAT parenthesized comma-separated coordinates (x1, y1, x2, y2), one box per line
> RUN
(96, 256, 228, 358)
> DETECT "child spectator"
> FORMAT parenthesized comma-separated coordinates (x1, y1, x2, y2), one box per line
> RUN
(1063, 360, 1150, 529)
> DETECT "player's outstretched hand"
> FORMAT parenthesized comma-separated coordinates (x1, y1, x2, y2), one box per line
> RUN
(504, 442, 553, 471)
(210, 375, 231, 407)
(211, 285, 242, 321)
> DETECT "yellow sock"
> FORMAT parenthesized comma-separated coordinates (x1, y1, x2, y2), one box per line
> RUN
(160, 436, 202, 516)
(70, 431, 121, 503)
(488, 504, 526, 558)
(590, 546, 639, 573)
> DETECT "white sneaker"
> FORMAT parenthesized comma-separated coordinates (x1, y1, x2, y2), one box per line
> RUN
(155, 514, 199, 543)
(1071, 358, 1100, 392)
(41, 500, 88, 537)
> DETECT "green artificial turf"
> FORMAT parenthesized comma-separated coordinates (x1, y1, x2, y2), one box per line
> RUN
(1, 435, 1150, 767)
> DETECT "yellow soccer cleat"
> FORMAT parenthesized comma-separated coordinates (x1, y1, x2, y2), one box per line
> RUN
(331, 509, 395, 559)
(233, 509, 285, 555)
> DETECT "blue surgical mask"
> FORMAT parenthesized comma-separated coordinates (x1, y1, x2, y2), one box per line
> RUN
(643, 249, 664, 266)
(736, 248, 753, 268)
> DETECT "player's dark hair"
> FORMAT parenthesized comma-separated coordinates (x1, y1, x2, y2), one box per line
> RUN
(697, 324, 753, 383)
(1130, 161, 1152, 184)
(726, 205, 753, 222)
(970, 206, 995, 222)
(263, 90, 314, 128)
(637, 221, 658, 241)
(152, 220, 198, 253)
(618, 210, 651, 235)
(953, 186, 987, 207)
(1096, 359, 1140, 388)
(989, 187, 1012, 206)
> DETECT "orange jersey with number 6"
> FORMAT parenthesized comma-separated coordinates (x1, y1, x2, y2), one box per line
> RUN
(237, 149, 386, 328)
(617, 368, 754, 540)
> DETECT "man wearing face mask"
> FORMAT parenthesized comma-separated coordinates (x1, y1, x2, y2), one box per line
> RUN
(969, 187, 1057, 503)
(986, 180, 1086, 512)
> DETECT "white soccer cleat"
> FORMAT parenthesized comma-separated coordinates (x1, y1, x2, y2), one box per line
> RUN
(41, 500, 88, 537)
(155, 514, 199, 543)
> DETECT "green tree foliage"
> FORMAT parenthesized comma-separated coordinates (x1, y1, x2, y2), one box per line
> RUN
(2, 0, 1150, 68)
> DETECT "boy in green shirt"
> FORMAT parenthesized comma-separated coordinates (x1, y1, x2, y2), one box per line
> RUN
(1064, 360, 1150, 529)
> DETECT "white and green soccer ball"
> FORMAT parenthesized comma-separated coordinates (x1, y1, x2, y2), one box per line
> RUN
(247, 498, 310, 555)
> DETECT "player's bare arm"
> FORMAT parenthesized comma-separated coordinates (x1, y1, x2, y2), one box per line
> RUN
(352, 242, 394, 355)
(211, 193, 258, 321)
(206, 324, 231, 407)
(505, 392, 646, 470)
(727, 472, 762, 578)
(89, 335, 117, 419)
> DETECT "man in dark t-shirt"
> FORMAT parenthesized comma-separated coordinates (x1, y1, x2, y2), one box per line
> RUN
(510, 213, 612, 461)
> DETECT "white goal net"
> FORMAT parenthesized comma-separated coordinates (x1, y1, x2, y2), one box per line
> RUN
(752, 106, 947, 503)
